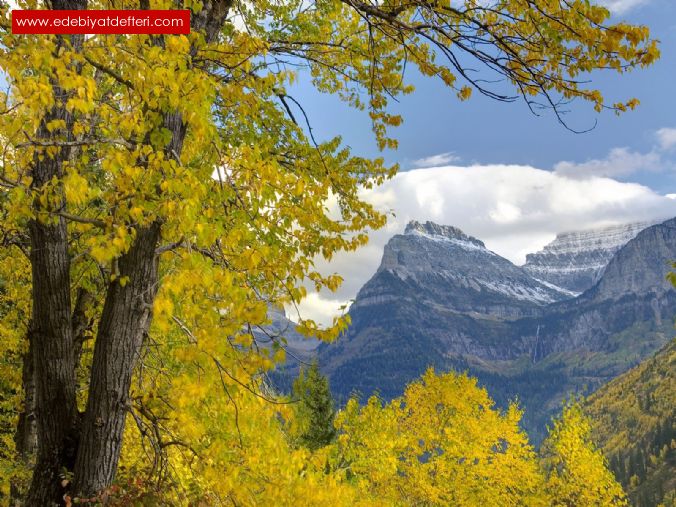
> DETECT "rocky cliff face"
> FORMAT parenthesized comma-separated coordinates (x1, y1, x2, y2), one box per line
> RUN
(523, 221, 658, 294)
(589, 221, 676, 301)
(317, 218, 676, 440)
(357, 220, 569, 320)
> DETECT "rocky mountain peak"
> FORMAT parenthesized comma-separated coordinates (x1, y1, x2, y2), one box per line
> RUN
(363, 220, 572, 320)
(404, 220, 486, 248)
(316, 218, 676, 443)
(536, 221, 658, 256)
(523, 220, 661, 294)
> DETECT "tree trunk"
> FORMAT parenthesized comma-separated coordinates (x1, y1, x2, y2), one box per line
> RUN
(24, 0, 87, 502)
(26, 214, 77, 505)
(72, 287, 94, 371)
(72, 223, 161, 496)
(70, 0, 231, 497)
(15, 344, 38, 460)
(26, 113, 80, 505)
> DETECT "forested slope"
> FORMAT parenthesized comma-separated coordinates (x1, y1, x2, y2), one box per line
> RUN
(586, 339, 676, 507)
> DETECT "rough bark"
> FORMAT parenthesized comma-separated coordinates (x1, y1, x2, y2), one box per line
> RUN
(24, 0, 87, 503)
(15, 342, 38, 461)
(70, 0, 232, 497)
(26, 214, 77, 505)
(72, 223, 162, 496)
(72, 287, 94, 369)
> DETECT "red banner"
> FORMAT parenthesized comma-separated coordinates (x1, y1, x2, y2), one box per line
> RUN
(12, 9, 190, 34)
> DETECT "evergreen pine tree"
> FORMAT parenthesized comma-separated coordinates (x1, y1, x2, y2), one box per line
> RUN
(291, 361, 337, 451)
(617, 454, 627, 484)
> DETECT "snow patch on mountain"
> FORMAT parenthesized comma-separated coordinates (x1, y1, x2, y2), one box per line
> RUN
(535, 221, 656, 255)
(407, 229, 497, 255)
(477, 279, 567, 303)
(531, 278, 581, 298)
(523, 220, 661, 293)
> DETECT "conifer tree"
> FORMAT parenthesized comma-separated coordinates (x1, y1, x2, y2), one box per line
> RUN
(291, 361, 337, 451)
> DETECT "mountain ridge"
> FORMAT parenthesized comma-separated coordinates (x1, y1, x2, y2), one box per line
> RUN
(359, 220, 570, 322)
(314, 217, 676, 440)
(523, 220, 661, 293)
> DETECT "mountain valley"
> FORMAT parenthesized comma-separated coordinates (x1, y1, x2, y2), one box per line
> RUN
(273, 218, 676, 442)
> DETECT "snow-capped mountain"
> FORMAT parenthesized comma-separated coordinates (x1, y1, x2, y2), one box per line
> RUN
(315, 218, 676, 440)
(523, 221, 659, 294)
(354, 220, 570, 320)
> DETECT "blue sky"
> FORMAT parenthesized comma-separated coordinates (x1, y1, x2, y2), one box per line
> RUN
(282, 0, 676, 323)
(286, 0, 676, 194)
(3, 0, 676, 323)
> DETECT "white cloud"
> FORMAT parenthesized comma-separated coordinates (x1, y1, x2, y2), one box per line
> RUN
(287, 293, 351, 325)
(489, 201, 522, 224)
(656, 128, 676, 151)
(293, 164, 676, 325)
(553, 147, 662, 179)
(553, 127, 676, 179)
(412, 152, 460, 168)
(598, 0, 654, 14)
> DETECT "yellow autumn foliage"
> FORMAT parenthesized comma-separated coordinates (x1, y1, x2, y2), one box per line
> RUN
(0, 0, 657, 501)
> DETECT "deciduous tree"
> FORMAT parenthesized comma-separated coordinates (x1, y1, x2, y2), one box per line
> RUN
(334, 368, 547, 505)
(334, 369, 628, 507)
(0, 0, 659, 502)
(542, 402, 628, 506)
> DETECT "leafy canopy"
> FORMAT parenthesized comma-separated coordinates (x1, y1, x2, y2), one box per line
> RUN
(333, 368, 627, 507)
(542, 402, 628, 506)
(0, 0, 659, 501)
